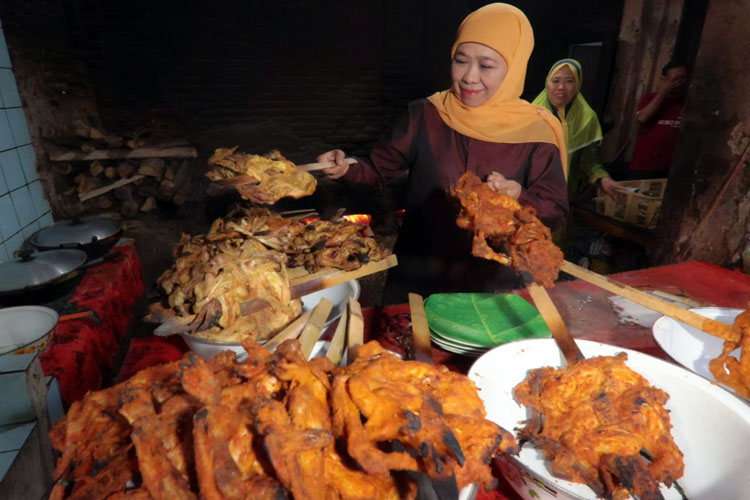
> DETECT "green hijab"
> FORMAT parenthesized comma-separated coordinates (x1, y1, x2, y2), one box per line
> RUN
(532, 59, 602, 162)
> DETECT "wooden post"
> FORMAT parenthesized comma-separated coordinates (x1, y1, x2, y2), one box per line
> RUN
(653, 0, 750, 266)
(601, 0, 684, 163)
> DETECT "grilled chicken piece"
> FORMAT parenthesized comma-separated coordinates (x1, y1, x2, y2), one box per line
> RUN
(451, 171, 563, 287)
(206, 147, 316, 205)
(514, 353, 684, 499)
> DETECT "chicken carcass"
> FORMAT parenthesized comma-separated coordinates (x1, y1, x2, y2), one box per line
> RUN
(451, 171, 563, 287)
(206, 147, 316, 204)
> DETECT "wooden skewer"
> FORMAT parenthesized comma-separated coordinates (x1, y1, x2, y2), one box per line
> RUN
(296, 158, 357, 172)
(346, 298, 364, 362)
(288, 254, 398, 299)
(560, 260, 739, 342)
(263, 309, 314, 352)
(408, 293, 433, 364)
(526, 282, 584, 365)
(298, 298, 334, 360)
(325, 305, 349, 365)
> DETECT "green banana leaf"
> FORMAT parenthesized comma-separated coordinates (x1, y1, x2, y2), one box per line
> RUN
(423, 293, 550, 347)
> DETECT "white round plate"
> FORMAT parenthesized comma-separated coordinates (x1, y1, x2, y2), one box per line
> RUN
(429, 327, 488, 348)
(652, 307, 745, 398)
(430, 335, 485, 357)
(469, 338, 750, 500)
(301, 280, 360, 327)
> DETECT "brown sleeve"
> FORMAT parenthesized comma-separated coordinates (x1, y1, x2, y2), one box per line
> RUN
(517, 142, 569, 231)
(342, 103, 420, 187)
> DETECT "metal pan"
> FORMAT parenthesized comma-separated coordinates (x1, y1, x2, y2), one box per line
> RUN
(0, 248, 117, 307)
(28, 217, 122, 259)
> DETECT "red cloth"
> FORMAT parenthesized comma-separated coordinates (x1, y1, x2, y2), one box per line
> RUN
(40, 242, 144, 404)
(629, 92, 684, 173)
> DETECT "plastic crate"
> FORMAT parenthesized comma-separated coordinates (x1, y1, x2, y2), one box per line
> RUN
(596, 178, 667, 228)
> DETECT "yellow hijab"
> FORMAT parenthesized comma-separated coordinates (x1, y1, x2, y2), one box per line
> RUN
(427, 3, 567, 175)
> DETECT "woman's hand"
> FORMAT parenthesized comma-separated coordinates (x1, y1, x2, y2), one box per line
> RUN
(599, 177, 625, 196)
(487, 171, 522, 199)
(317, 149, 351, 179)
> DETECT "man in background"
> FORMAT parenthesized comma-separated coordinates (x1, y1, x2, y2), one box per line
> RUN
(627, 61, 689, 179)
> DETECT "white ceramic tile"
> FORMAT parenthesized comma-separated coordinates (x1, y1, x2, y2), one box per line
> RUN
(0, 110, 14, 151)
(5, 108, 29, 147)
(0, 158, 6, 196)
(0, 148, 22, 190)
(0, 422, 35, 452)
(27, 180, 47, 218)
(4, 229, 23, 255)
(0, 30, 10, 69)
(16, 144, 36, 183)
(21, 219, 38, 239)
(10, 186, 33, 226)
(0, 242, 8, 261)
(0, 69, 20, 107)
(38, 211, 54, 227)
(0, 193, 19, 239)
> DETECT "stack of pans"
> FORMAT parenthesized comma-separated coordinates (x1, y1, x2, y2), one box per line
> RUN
(0, 217, 121, 307)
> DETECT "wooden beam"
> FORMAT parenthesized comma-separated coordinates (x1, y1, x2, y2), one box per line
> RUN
(49, 146, 197, 162)
(79, 174, 144, 201)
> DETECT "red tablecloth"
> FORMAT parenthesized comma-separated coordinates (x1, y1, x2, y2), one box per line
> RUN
(39, 241, 144, 404)
(118, 260, 750, 500)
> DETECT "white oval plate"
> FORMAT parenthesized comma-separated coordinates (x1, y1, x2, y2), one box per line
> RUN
(469, 338, 750, 500)
(652, 307, 745, 399)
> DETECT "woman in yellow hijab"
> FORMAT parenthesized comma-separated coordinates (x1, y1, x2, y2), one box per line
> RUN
(317, 3, 569, 303)
(533, 58, 623, 201)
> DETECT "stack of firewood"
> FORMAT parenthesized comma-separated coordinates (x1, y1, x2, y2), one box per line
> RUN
(46, 120, 197, 218)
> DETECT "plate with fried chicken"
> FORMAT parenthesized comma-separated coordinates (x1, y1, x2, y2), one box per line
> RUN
(469, 338, 750, 500)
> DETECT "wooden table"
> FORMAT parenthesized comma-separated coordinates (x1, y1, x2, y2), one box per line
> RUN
(571, 202, 654, 247)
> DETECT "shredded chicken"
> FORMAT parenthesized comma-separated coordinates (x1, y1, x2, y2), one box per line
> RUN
(48, 339, 515, 500)
(451, 171, 563, 287)
(206, 147, 317, 204)
(514, 353, 684, 500)
(156, 206, 390, 342)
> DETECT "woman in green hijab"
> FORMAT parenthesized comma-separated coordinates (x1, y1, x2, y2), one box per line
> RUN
(533, 59, 622, 202)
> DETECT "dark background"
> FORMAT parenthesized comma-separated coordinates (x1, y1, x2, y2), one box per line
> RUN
(6, 0, 623, 159)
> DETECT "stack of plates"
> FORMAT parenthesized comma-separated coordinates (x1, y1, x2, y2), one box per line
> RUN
(424, 293, 550, 357)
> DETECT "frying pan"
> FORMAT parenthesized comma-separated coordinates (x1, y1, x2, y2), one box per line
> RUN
(0, 248, 119, 307)
(28, 217, 122, 259)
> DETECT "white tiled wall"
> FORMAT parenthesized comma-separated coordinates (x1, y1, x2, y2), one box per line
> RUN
(0, 22, 53, 262)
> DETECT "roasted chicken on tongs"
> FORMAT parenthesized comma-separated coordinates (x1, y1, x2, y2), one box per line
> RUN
(451, 171, 563, 287)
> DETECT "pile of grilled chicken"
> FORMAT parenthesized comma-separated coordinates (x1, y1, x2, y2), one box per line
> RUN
(451, 171, 563, 287)
(514, 354, 684, 500)
(48, 339, 517, 500)
(206, 147, 317, 204)
(156, 206, 390, 342)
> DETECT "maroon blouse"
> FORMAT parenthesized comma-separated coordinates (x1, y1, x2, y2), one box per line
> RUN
(343, 99, 569, 303)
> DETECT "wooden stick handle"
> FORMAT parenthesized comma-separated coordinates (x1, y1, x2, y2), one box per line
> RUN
(346, 298, 364, 362)
(289, 254, 398, 299)
(299, 298, 334, 360)
(296, 158, 357, 172)
(560, 260, 738, 342)
(408, 293, 433, 364)
(526, 282, 584, 365)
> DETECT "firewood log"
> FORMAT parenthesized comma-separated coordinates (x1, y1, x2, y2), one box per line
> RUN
(104, 166, 117, 179)
(140, 196, 157, 212)
(80, 142, 96, 153)
(114, 185, 139, 218)
(137, 182, 159, 198)
(73, 172, 88, 185)
(116, 161, 136, 179)
(77, 176, 101, 195)
(62, 186, 77, 196)
(89, 161, 104, 177)
(93, 195, 114, 210)
(71, 120, 92, 138)
(137, 158, 166, 179)
(53, 163, 73, 175)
